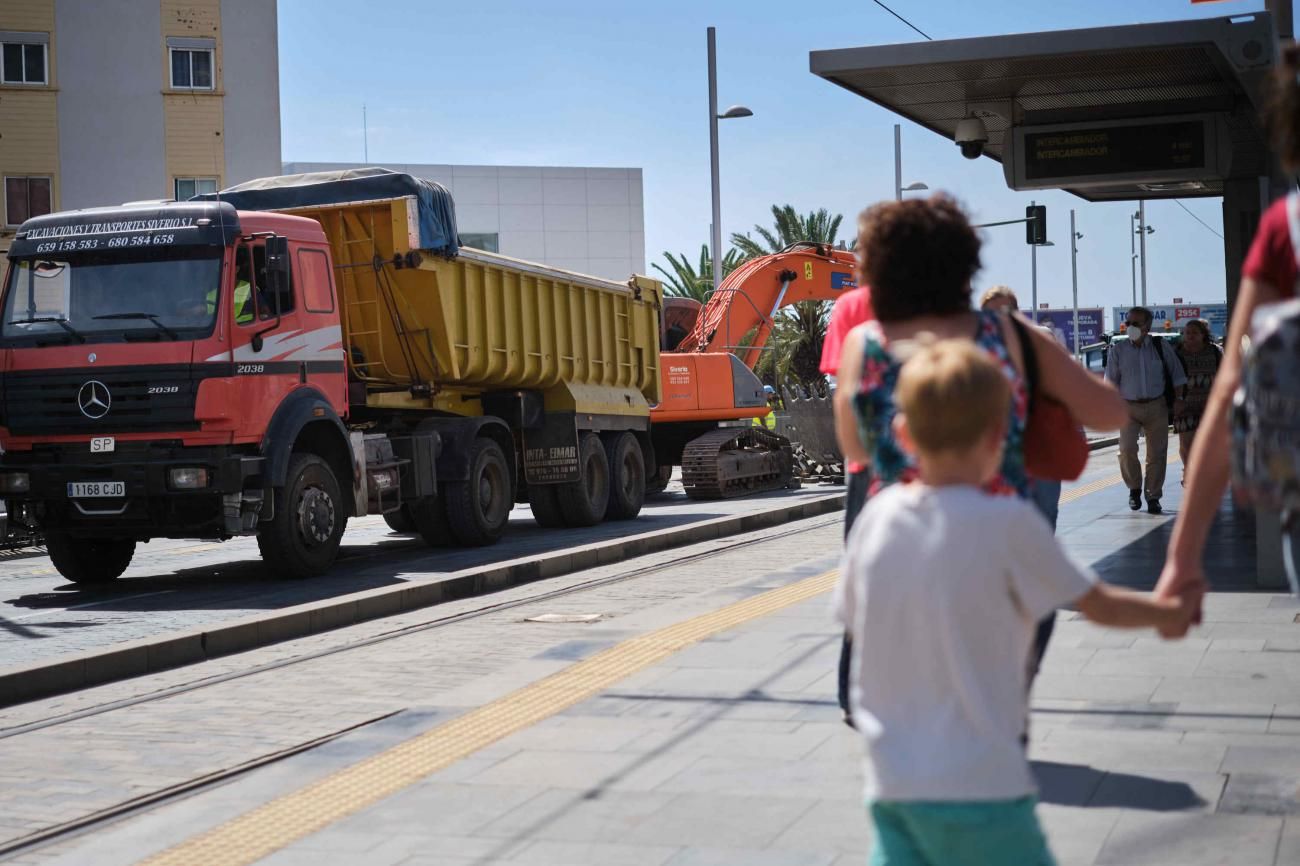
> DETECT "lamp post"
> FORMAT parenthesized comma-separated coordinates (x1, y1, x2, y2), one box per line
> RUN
(1129, 211, 1138, 307)
(893, 124, 929, 201)
(1070, 209, 1083, 358)
(707, 27, 752, 293)
(1137, 200, 1154, 305)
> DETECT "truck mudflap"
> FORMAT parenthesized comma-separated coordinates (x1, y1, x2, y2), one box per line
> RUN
(0, 446, 264, 540)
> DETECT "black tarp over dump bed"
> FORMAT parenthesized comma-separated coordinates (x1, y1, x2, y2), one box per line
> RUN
(195, 168, 459, 258)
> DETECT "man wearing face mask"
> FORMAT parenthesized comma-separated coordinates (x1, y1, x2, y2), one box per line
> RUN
(1105, 307, 1188, 514)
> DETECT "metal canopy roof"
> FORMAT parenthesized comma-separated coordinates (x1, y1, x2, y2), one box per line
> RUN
(810, 13, 1278, 201)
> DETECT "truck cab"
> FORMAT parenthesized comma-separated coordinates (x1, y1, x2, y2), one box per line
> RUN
(0, 201, 356, 582)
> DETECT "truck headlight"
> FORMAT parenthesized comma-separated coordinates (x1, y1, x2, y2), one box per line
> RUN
(168, 468, 210, 490)
(0, 472, 30, 493)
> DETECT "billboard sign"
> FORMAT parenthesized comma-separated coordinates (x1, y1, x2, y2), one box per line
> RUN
(1113, 303, 1228, 337)
(1022, 308, 1105, 354)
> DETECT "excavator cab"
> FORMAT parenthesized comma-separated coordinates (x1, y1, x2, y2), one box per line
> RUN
(661, 297, 702, 351)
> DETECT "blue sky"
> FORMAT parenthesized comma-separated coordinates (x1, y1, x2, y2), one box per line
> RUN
(278, 0, 1283, 315)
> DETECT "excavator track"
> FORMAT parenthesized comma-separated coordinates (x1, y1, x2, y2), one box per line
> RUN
(681, 426, 795, 500)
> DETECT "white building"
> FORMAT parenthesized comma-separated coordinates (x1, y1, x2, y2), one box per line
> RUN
(281, 162, 646, 282)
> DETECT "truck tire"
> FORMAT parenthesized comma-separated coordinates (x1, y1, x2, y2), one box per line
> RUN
(444, 437, 511, 546)
(383, 505, 415, 534)
(604, 432, 645, 521)
(645, 465, 672, 496)
(47, 535, 135, 584)
(409, 495, 454, 547)
(558, 432, 609, 527)
(257, 452, 348, 578)
(527, 483, 566, 528)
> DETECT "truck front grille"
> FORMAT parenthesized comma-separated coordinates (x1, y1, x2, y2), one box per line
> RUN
(0, 365, 200, 435)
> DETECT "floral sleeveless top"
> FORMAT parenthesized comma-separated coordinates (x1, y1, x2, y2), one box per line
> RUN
(853, 310, 1030, 498)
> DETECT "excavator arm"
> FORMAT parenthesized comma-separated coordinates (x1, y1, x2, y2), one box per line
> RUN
(674, 242, 859, 368)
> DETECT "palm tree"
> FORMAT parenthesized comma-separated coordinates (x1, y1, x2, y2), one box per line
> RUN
(730, 205, 844, 386)
(652, 244, 744, 302)
(730, 205, 843, 259)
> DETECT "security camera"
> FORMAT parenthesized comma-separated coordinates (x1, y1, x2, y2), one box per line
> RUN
(955, 116, 988, 160)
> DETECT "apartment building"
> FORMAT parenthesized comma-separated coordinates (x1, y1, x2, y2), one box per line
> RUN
(283, 161, 647, 282)
(0, 0, 281, 251)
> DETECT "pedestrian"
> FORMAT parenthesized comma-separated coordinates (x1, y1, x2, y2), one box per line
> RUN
(1173, 318, 1222, 475)
(821, 277, 874, 727)
(1157, 41, 1300, 619)
(1105, 306, 1188, 514)
(833, 197, 1126, 738)
(836, 340, 1194, 866)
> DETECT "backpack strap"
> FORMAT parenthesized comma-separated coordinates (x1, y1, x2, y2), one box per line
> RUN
(1008, 315, 1039, 414)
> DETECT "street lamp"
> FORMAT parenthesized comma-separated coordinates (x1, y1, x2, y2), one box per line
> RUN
(708, 27, 752, 292)
(893, 124, 929, 201)
(1136, 201, 1154, 305)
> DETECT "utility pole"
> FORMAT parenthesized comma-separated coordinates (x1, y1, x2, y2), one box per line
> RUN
(363, 105, 369, 164)
(1129, 211, 1138, 307)
(1030, 199, 1038, 320)
(1070, 209, 1081, 358)
(1138, 200, 1148, 305)
(894, 124, 903, 201)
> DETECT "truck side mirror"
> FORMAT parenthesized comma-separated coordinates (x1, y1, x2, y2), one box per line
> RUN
(264, 236, 290, 305)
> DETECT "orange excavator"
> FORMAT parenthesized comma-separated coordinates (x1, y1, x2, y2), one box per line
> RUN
(648, 242, 859, 498)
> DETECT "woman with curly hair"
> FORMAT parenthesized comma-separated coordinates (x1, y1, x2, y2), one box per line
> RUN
(832, 195, 1128, 727)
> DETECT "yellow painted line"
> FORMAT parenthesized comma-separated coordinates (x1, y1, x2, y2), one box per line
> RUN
(135, 569, 841, 866)
(1058, 451, 1181, 506)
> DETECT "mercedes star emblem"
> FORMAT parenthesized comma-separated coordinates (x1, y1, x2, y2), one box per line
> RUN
(77, 380, 112, 419)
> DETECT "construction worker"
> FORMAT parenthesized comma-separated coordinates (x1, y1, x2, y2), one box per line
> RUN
(753, 385, 779, 430)
(205, 274, 255, 324)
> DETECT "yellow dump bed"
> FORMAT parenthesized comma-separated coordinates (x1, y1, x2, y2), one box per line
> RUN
(280, 196, 662, 419)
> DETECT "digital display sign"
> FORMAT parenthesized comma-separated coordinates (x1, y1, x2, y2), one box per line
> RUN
(1022, 120, 1206, 181)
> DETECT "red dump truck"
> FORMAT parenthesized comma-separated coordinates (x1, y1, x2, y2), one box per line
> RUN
(0, 171, 662, 582)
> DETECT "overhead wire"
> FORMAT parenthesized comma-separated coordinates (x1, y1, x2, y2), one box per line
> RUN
(870, 0, 933, 41)
(1172, 200, 1224, 240)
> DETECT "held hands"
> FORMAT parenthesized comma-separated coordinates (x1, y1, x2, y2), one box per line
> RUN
(1153, 559, 1207, 639)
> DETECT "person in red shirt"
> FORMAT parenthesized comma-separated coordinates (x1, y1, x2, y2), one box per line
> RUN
(821, 283, 875, 530)
(1157, 42, 1300, 622)
(822, 268, 874, 728)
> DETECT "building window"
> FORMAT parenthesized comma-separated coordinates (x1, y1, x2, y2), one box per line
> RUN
(460, 232, 499, 253)
(170, 47, 214, 90)
(4, 177, 52, 226)
(1, 39, 48, 85)
(174, 177, 219, 201)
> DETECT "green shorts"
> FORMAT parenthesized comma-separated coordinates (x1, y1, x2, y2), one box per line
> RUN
(868, 796, 1056, 866)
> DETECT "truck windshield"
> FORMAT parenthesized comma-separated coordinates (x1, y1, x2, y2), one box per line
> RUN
(0, 247, 221, 345)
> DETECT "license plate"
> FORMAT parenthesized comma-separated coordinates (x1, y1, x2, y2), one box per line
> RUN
(90, 437, 115, 453)
(67, 481, 125, 498)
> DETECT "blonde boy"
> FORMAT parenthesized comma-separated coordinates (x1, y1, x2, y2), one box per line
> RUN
(835, 341, 1192, 866)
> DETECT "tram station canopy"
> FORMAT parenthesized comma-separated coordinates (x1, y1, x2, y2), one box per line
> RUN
(810, 13, 1279, 201)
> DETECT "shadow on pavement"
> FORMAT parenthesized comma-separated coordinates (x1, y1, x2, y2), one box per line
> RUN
(1033, 760, 1206, 811)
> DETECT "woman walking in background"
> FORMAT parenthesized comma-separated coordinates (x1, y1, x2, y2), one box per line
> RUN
(1173, 319, 1222, 480)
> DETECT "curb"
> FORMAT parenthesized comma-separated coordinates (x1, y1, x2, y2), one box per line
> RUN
(0, 492, 846, 709)
(1088, 436, 1119, 451)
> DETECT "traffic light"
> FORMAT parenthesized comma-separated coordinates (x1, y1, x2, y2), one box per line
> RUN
(1026, 205, 1047, 245)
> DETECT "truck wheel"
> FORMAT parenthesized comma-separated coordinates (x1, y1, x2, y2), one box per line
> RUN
(604, 432, 645, 521)
(409, 495, 454, 547)
(257, 453, 348, 578)
(527, 483, 566, 527)
(645, 465, 672, 496)
(444, 437, 511, 546)
(558, 433, 609, 527)
(383, 505, 415, 534)
(47, 535, 135, 584)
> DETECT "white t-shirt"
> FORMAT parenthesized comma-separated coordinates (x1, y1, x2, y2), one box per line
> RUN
(834, 483, 1096, 802)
